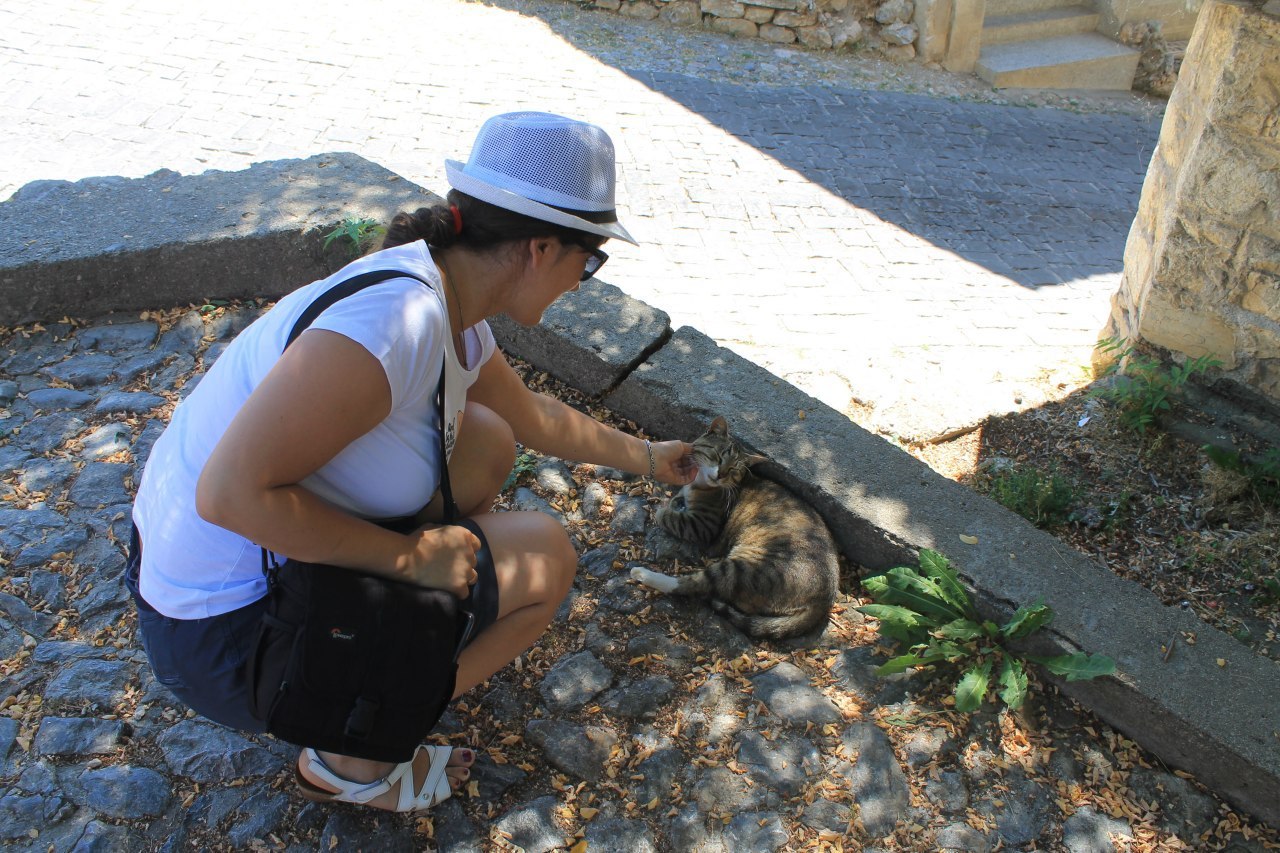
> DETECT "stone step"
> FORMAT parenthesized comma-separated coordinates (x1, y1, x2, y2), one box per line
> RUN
(982, 5, 1100, 46)
(976, 32, 1140, 90)
(985, 0, 1078, 16)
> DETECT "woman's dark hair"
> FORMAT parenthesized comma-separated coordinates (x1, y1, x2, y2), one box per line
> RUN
(381, 190, 602, 253)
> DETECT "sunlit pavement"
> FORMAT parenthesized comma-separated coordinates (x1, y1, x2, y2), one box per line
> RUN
(1, 0, 1162, 442)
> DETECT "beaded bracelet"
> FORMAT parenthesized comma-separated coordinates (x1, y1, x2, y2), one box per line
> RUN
(644, 439, 655, 479)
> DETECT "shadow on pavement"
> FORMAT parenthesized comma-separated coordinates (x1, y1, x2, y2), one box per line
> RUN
(489, 0, 1162, 290)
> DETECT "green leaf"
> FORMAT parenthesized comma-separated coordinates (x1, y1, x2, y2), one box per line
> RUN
(997, 657, 1029, 709)
(856, 604, 937, 645)
(925, 639, 972, 662)
(874, 651, 945, 676)
(1000, 602, 1054, 640)
(917, 550, 972, 615)
(857, 603, 942, 630)
(861, 573, 893, 598)
(877, 567, 967, 622)
(880, 620, 927, 646)
(954, 659, 992, 712)
(322, 226, 345, 251)
(934, 618, 986, 642)
(1028, 652, 1116, 681)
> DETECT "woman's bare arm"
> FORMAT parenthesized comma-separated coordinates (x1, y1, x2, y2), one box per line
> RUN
(467, 350, 695, 485)
(195, 330, 478, 596)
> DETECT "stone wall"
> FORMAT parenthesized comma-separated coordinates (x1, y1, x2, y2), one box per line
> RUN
(1099, 0, 1280, 404)
(594, 0, 922, 60)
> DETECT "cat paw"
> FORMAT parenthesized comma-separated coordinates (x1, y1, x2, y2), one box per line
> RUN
(630, 567, 678, 593)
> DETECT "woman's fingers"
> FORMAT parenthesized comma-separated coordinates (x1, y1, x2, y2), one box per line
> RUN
(411, 525, 482, 595)
(652, 440, 698, 484)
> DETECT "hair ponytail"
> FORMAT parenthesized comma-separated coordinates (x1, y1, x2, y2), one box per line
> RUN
(381, 206, 458, 250)
(382, 190, 602, 254)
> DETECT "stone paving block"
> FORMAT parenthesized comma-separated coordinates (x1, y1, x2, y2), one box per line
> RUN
(605, 324, 1280, 826)
(0, 153, 442, 325)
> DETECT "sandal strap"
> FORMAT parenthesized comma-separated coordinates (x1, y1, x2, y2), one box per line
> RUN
(392, 744, 453, 811)
(301, 748, 393, 805)
(301, 745, 456, 811)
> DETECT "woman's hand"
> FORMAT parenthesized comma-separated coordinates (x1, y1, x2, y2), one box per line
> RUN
(405, 524, 482, 597)
(651, 440, 698, 486)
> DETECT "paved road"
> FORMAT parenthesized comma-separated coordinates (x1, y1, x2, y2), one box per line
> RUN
(1, 0, 1163, 441)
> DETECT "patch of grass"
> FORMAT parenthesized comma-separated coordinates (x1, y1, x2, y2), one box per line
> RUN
(988, 466, 1078, 528)
(1090, 338, 1221, 433)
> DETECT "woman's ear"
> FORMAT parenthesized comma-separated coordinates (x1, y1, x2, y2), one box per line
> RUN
(525, 237, 555, 269)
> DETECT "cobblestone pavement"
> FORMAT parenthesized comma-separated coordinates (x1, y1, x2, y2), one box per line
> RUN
(2, 0, 1163, 443)
(3, 313, 1274, 852)
(6, 2, 1246, 851)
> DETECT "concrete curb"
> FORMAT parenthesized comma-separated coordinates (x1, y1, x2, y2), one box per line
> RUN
(0, 153, 440, 326)
(5, 157, 1276, 828)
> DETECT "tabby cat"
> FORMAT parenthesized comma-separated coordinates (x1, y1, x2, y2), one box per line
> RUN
(630, 416, 840, 640)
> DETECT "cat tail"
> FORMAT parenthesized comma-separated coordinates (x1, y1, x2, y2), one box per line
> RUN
(709, 599, 828, 640)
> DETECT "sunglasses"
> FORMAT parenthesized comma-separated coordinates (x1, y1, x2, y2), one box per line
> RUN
(579, 245, 609, 282)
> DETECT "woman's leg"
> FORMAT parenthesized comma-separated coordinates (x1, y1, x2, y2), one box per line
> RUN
(414, 401, 515, 523)
(302, 403, 577, 809)
(453, 510, 576, 696)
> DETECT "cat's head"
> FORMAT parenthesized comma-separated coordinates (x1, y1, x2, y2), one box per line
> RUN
(689, 416, 768, 489)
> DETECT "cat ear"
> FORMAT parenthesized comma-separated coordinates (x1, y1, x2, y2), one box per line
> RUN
(708, 416, 729, 435)
(745, 452, 768, 467)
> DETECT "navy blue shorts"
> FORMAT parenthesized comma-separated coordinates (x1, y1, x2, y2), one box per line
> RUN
(127, 521, 500, 734)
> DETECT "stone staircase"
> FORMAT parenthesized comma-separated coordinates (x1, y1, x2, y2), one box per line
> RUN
(976, 0, 1140, 90)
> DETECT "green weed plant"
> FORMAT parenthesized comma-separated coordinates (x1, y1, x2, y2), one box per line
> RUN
(988, 466, 1077, 528)
(502, 450, 539, 493)
(858, 550, 1115, 712)
(322, 216, 386, 259)
(1091, 338, 1221, 433)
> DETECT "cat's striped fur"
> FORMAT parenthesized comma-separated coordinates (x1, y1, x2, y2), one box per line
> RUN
(631, 416, 839, 640)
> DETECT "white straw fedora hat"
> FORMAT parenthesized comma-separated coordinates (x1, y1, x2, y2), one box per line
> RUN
(445, 111, 637, 246)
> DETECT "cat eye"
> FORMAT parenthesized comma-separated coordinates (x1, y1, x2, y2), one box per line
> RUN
(579, 246, 608, 282)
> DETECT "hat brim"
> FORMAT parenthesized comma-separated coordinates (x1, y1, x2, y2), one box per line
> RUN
(446, 160, 638, 246)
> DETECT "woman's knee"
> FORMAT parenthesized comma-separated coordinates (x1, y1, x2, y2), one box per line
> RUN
(485, 512, 576, 609)
(524, 512, 576, 598)
(452, 402, 515, 506)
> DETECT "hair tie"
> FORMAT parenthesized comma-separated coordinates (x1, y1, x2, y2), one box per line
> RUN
(449, 204, 463, 236)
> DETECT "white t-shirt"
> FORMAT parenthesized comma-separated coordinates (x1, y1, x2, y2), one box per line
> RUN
(132, 241, 497, 619)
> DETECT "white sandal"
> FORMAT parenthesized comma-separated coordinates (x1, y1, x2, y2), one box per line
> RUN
(295, 745, 456, 811)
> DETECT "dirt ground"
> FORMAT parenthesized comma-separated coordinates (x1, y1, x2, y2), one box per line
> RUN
(905, 375, 1280, 665)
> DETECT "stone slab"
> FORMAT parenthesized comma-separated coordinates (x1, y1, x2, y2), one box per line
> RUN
(976, 32, 1140, 90)
(0, 154, 441, 326)
(604, 325, 1280, 827)
(488, 279, 671, 398)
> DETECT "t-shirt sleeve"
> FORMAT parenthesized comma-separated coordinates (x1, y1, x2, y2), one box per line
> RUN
(306, 281, 443, 410)
(472, 320, 498, 375)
